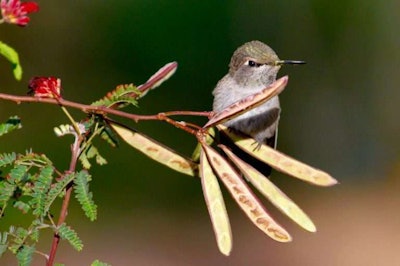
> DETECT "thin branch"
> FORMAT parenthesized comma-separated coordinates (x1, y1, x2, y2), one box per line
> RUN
(46, 136, 81, 266)
(0, 93, 211, 121)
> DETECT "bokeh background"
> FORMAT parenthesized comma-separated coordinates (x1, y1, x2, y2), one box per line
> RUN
(1, 1, 400, 265)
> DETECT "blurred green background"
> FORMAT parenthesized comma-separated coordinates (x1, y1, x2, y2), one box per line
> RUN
(1, 1, 400, 265)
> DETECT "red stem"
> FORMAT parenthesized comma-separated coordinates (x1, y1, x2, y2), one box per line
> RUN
(0, 93, 212, 121)
(47, 141, 80, 266)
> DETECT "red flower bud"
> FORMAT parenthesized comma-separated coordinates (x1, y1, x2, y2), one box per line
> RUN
(0, 0, 39, 27)
(28, 77, 62, 99)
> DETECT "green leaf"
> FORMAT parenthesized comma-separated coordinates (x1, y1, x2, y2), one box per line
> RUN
(0, 41, 23, 80)
(9, 165, 28, 184)
(79, 145, 107, 169)
(13, 201, 31, 214)
(0, 181, 16, 204)
(0, 232, 9, 257)
(29, 227, 39, 242)
(79, 152, 91, 169)
(31, 166, 53, 217)
(58, 223, 83, 251)
(0, 116, 22, 137)
(91, 260, 112, 266)
(17, 152, 53, 167)
(74, 170, 97, 221)
(91, 83, 139, 109)
(99, 124, 119, 148)
(9, 227, 28, 253)
(16, 245, 35, 266)
(0, 152, 16, 167)
(44, 173, 75, 214)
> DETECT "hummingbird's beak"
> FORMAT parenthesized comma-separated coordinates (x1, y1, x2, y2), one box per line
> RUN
(274, 60, 306, 66)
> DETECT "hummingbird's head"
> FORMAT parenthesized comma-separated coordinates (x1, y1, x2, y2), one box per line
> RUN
(229, 40, 305, 87)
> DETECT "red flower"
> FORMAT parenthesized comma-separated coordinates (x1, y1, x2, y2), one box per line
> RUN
(28, 77, 62, 99)
(0, 0, 39, 26)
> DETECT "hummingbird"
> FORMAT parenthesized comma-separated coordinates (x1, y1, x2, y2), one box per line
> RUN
(212, 40, 304, 174)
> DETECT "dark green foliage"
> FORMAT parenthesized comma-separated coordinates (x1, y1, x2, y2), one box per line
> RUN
(74, 171, 97, 221)
(57, 224, 83, 251)
(0, 116, 22, 137)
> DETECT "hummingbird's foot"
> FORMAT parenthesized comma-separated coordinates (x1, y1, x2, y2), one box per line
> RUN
(251, 140, 263, 151)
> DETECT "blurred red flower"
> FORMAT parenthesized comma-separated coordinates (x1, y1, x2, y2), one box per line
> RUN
(0, 0, 39, 26)
(28, 77, 62, 99)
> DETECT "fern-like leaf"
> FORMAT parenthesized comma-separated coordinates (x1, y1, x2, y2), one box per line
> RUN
(0, 181, 15, 204)
(29, 228, 39, 243)
(79, 152, 91, 170)
(9, 227, 28, 253)
(0, 116, 22, 137)
(16, 152, 53, 167)
(30, 166, 53, 217)
(0, 232, 8, 257)
(58, 223, 83, 251)
(9, 165, 28, 184)
(74, 171, 97, 221)
(91, 84, 139, 109)
(44, 173, 75, 214)
(16, 245, 35, 266)
(0, 152, 16, 167)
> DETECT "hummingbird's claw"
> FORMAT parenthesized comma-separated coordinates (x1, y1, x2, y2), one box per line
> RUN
(251, 140, 262, 151)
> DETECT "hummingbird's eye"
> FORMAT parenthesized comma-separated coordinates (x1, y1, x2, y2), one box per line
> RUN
(248, 60, 262, 67)
(248, 60, 257, 67)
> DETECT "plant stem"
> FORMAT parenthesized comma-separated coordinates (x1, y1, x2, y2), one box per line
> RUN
(0, 93, 212, 122)
(46, 137, 81, 266)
